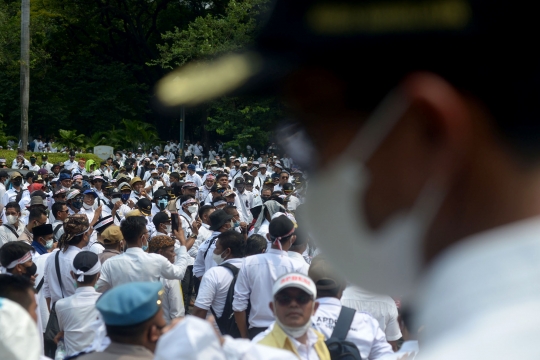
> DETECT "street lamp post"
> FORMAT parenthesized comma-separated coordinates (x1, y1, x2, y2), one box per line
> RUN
(20, 0, 30, 150)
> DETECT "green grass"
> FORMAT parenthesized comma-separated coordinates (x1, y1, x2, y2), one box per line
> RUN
(0, 150, 103, 166)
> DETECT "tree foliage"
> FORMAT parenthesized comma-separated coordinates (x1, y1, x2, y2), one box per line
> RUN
(0, 0, 280, 150)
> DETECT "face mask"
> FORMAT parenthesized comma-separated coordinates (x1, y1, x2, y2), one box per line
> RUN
(212, 251, 225, 265)
(22, 262, 37, 279)
(121, 194, 130, 201)
(72, 200, 83, 210)
(233, 221, 240, 228)
(142, 244, 148, 251)
(12, 180, 22, 187)
(62, 186, 70, 191)
(116, 156, 121, 160)
(82, 203, 93, 210)
(188, 204, 198, 214)
(45, 239, 54, 249)
(261, 196, 270, 203)
(158, 199, 168, 210)
(274, 303, 313, 338)
(6, 215, 18, 225)
(303, 92, 445, 297)
(164, 224, 172, 234)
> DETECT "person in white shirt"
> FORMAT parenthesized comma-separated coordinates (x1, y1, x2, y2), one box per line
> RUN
(63, 151, 77, 171)
(56, 251, 103, 357)
(341, 286, 402, 348)
(148, 235, 185, 323)
(0, 202, 26, 247)
(255, 273, 330, 360)
(27, 155, 40, 172)
(193, 209, 234, 279)
(233, 215, 309, 339)
(193, 230, 245, 335)
(0, 170, 7, 203)
(186, 164, 203, 187)
(233, 177, 254, 224)
(309, 257, 394, 360)
(11, 153, 31, 169)
(273, 171, 290, 192)
(199, 174, 216, 203)
(193, 141, 203, 157)
(2, 171, 24, 206)
(287, 229, 310, 274)
(43, 214, 93, 308)
(95, 216, 189, 292)
(50, 200, 68, 243)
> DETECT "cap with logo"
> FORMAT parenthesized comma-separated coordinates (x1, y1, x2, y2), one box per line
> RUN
(272, 273, 317, 298)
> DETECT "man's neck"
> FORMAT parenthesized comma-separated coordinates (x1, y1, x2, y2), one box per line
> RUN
(294, 332, 309, 345)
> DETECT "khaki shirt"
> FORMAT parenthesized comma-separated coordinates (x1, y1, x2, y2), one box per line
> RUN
(77, 342, 153, 360)
(17, 227, 33, 245)
(98, 249, 121, 264)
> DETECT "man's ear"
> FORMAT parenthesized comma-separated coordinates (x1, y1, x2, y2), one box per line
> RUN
(289, 235, 296, 245)
(70, 270, 77, 281)
(148, 324, 161, 343)
(266, 233, 271, 241)
(312, 301, 319, 315)
(269, 301, 274, 314)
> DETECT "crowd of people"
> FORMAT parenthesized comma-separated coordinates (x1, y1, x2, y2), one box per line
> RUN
(3, 0, 532, 360)
(0, 141, 413, 360)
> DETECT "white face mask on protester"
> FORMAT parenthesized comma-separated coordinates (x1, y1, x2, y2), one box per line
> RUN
(273, 301, 315, 339)
(6, 215, 18, 225)
(164, 224, 172, 234)
(302, 90, 446, 297)
(212, 251, 225, 265)
(188, 204, 198, 215)
(82, 203, 93, 210)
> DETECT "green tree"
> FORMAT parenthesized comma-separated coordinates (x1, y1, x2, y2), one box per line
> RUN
(153, 0, 280, 150)
(55, 129, 86, 150)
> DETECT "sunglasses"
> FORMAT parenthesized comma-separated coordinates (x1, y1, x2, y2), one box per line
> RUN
(275, 293, 313, 306)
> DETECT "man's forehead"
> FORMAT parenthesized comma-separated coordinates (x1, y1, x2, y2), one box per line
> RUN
(276, 287, 309, 297)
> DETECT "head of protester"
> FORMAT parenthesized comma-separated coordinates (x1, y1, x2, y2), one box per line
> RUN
(58, 214, 91, 252)
(121, 215, 150, 252)
(0, 242, 37, 285)
(95, 282, 166, 355)
(208, 209, 234, 233)
(257, 273, 328, 358)
(71, 251, 101, 286)
(148, 235, 176, 264)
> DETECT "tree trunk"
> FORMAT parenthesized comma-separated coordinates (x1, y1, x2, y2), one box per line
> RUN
(20, 0, 30, 150)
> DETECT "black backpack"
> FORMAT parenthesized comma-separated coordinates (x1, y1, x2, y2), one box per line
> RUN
(210, 262, 241, 338)
(325, 306, 362, 360)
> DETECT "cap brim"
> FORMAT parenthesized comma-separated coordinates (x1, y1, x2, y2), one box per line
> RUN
(155, 51, 293, 109)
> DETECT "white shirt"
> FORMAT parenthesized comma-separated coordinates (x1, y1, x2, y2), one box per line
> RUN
(186, 172, 203, 187)
(96, 246, 188, 292)
(288, 251, 310, 274)
(234, 189, 253, 223)
(0, 221, 25, 247)
(56, 287, 102, 356)
(160, 278, 185, 323)
(286, 195, 302, 211)
(289, 328, 321, 360)
(233, 248, 309, 328)
(341, 286, 402, 341)
(43, 246, 82, 304)
(195, 258, 244, 318)
(413, 216, 540, 360)
(189, 223, 212, 263)
(313, 297, 394, 360)
(193, 231, 221, 278)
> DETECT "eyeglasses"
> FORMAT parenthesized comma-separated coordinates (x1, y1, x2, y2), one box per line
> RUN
(281, 177, 289, 180)
(275, 293, 313, 306)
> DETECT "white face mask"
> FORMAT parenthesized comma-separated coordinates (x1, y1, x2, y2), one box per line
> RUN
(164, 224, 172, 234)
(302, 91, 445, 297)
(212, 251, 225, 265)
(273, 301, 314, 338)
(188, 204, 198, 215)
(45, 239, 54, 249)
(82, 203, 93, 210)
(6, 215, 18, 225)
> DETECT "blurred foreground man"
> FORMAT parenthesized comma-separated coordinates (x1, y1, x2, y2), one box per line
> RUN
(156, 0, 540, 358)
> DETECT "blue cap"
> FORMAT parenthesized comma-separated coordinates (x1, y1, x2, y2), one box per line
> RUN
(187, 164, 196, 171)
(157, 163, 164, 168)
(59, 173, 71, 181)
(96, 282, 163, 326)
(82, 189, 97, 198)
(271, 173, 280, 179)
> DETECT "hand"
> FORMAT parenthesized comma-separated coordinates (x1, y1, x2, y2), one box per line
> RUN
(173, 226, 186, 246)
(30, 274, 38, 286)
(239, 221, 248, 229)
(127, 199, 135, 209)
(54, 331, 65, 344)
(95, 205, 103, 217)
(140, 190, 147, 198)
(113, 200, 122, 210)
(195, 219, 202, 229)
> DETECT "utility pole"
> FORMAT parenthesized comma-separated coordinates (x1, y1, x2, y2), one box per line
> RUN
(179, 106, 185, 160)
(20, 0, 30, 151)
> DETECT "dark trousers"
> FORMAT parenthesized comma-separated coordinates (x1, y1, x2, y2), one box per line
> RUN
(248, 326, 268, 340)
(181, 265, 194, 310)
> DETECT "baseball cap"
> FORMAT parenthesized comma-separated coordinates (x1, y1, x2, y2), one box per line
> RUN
(308, 257, 346, 292)
(101, 225, 124, 244)
(272, 273, 317, 298)
(137, 198, 152, 216)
